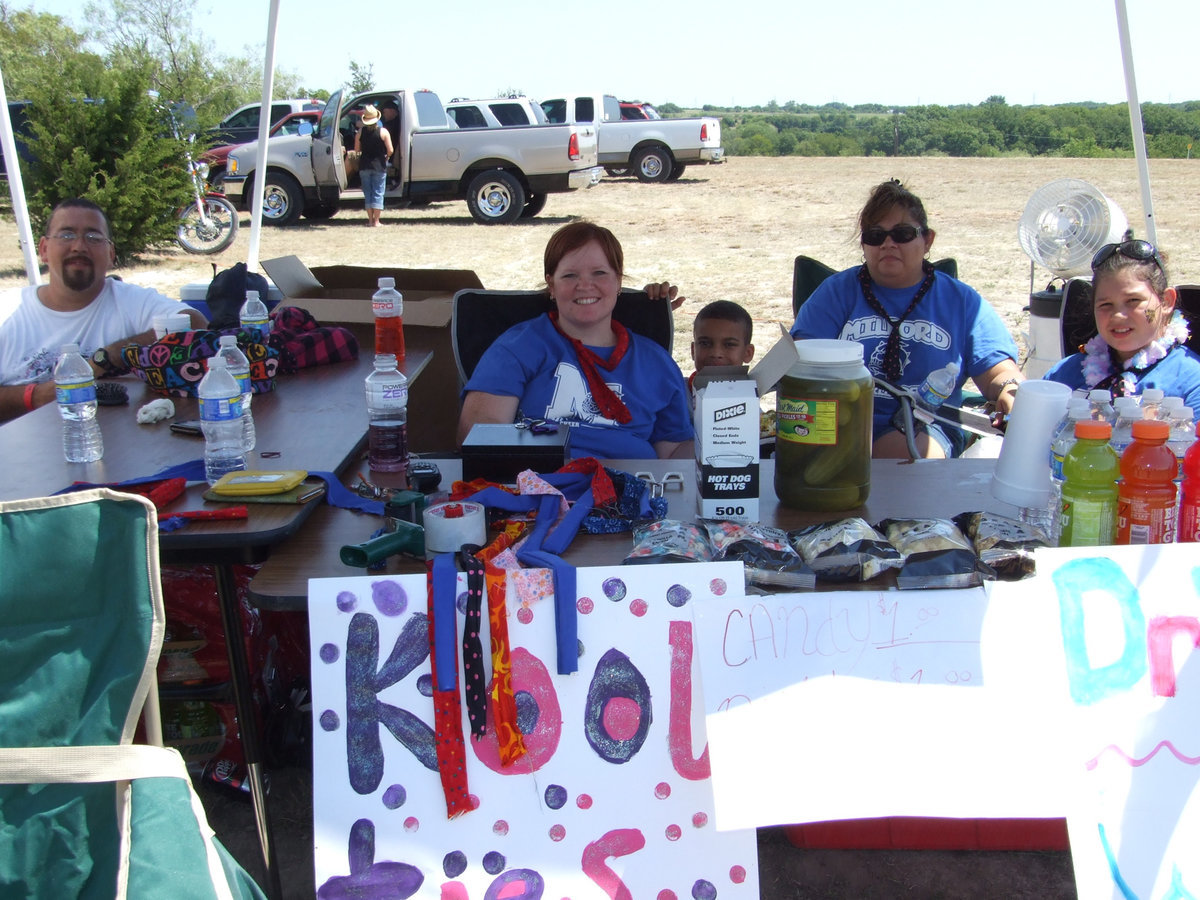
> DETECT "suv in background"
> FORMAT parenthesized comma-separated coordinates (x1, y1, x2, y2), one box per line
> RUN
(620, 101, 661, 121)
(445, 97, 548, 129)
(210, 98, 325, 147)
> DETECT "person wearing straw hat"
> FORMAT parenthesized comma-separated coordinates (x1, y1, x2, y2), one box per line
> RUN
(354, 104, 394, 227)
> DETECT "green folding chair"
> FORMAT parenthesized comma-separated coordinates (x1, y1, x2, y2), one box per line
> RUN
(0, 489, 266, 900)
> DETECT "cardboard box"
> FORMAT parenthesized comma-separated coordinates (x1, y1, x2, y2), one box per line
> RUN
(261, 256, 483, 452)
(693, 329, 800, 521)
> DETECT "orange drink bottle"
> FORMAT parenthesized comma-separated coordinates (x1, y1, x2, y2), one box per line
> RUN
(1178, 422, 1200, 542)
(372, 277, 405, 362)
(1117, 420, 1177, 544)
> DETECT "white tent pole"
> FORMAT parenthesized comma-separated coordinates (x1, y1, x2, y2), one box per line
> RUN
(0, 67, 42, 286)
(246, 0, 282, 273)
(1114, 0, 1156, 245)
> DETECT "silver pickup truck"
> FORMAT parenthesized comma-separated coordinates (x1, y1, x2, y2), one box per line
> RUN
(540, 93, 723, 183)
(222, 88, 604, 225)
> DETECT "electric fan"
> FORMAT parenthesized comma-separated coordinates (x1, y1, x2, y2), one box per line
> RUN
(1016, 179, 1128, 377)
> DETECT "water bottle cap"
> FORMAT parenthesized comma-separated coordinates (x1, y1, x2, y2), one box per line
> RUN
(1074, 420, 1112, 439)
(378, 277, 395, 289)
(946, 361, 960, 375)
(245, 290, 259, 302)
(61, 342, 80, 354)
(207, 356, 228, 369)
(219, 334, 237, 346)
(1131, 420, 1169, 440)
(1088, 389, 1113, 402)
(374, 353, 398, 369)
(1141, 388, 1165, 403)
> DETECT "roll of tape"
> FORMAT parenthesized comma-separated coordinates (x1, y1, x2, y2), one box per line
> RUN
(423, 501, 487, 554)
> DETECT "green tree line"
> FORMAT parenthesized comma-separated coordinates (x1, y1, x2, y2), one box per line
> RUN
(0, 0, 324, 257)
(693, 96, 1200, 159)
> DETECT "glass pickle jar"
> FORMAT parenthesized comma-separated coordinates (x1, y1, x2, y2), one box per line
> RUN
(775, 339, 873, 511)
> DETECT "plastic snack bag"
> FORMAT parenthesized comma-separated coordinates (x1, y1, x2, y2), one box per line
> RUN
(876, 517, 985, 590)
(701, 520, 816, 590)
(954, 511, 1048, 580)
(788, 517, 904, 582)
(624, 519, 713, 565)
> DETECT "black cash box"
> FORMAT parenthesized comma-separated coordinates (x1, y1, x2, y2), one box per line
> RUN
(462, 424, 571, 483)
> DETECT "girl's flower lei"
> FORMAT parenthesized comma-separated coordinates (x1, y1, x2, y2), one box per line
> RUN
(1081, 310, 1190, 393)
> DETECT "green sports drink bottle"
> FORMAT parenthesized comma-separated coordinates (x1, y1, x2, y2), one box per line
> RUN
(1059, 419, 1119, 547)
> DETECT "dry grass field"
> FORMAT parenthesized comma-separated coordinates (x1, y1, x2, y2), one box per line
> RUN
(4, 155, 1199, 380)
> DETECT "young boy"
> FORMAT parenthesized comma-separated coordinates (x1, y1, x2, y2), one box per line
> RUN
(690, 300, 755, 395)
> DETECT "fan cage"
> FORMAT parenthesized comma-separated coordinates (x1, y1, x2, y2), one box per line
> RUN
(1017, 179, 1128, 278)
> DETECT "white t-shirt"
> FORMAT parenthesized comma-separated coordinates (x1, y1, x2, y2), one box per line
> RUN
(0, 279, 187, 385)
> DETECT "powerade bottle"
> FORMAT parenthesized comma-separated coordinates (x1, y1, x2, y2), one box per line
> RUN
(217, 334, 255, 452)
(365, 353, 408, 474)
(198, 356, 247, 485)
(372, 277, 405, 362)
(54, 342, 103, 462)
(1059, 420, 1119, 547)
(1047, 397, 1091, 543)
(1116, 420, 1177, 544)
(1178, 422, 1200, 542)
(239, 289, 271, 342)
(916, 360, 959, 411)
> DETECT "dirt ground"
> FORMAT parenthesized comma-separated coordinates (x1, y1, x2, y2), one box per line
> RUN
(4, 155, 1199, 380)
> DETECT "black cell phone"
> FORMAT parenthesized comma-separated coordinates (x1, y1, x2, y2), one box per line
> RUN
(169, 420, 203, 436)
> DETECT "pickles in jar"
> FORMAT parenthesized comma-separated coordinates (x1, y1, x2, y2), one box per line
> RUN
(775, 340, 873, 511)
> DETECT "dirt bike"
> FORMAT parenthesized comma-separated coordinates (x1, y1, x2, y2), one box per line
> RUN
(176, 137, 239, 254)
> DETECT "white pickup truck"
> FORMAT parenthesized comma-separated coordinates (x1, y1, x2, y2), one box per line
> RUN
(222, 88, 604, 225)
(539, 93, 723, 183)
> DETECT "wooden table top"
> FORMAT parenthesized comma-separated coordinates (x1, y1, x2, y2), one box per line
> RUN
(0, 332, 431, 560)
(248, 456, 1021, 609)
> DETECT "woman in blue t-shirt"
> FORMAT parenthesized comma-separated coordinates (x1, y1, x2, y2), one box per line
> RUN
(458, 221, 694, 460)
(790, 180, 1023, 458)
(1044, 240, 1200, 409)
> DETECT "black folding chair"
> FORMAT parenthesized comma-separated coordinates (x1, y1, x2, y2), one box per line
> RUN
(792, 255, 959, 316)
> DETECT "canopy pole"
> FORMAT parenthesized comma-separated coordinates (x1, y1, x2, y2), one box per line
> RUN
(0, 67, 42, 285)
(246, 0, 282, 273)
(1114, 0, 1156, 244)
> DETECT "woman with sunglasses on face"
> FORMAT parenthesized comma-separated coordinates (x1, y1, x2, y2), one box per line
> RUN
(1043, 240, 1200, 409)
(790, 180, 1023, 458)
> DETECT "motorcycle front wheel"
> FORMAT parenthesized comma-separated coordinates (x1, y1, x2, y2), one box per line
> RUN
(176, 196, 239, 254)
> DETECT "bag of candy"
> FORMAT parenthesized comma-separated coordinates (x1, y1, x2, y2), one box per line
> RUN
(788, 517, 904, 582)
(701, 520, 815, 590)
(876, 517, 986, 590)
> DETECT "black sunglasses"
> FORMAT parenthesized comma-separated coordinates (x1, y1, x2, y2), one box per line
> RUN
(861, 224, 924, 246)
(1091, 240, 1166, 277)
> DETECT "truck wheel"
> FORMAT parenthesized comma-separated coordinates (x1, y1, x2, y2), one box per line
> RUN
(303, 201, 340, 220)
(665, 163, 687, 182)
(466, 170, 525, 224)
(259, 172, 304, 227)
(633, 146, 674, 183)
(520, 193, 547, 218)
(605, 166, 630, 177)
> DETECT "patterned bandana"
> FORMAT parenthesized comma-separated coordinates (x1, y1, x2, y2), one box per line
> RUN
(857, 261, 936, 382)
(548, 311, 632, 424)
(1081, 310, 1191, 397)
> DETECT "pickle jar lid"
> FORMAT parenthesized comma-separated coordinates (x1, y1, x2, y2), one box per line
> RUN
(793, 339, 865, 365)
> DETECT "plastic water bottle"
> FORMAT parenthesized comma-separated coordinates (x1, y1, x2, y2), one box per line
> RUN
(1167, 406, 1195, 481)
(199, 356, 247, 485)
(1059, 420, 1119, 547)
(1047, 397, 1091, 543)
(1087, 389, 1116, 423)
(365, 353, 408, 474)
(239, 289, 271, 342)
(1138, 387, 1165, 419)
(217, 334, 255, 452)
(54, 342, 103, 463)
(372, 277, 405, 362)
(1109, 397, 1142, 458)
(1178, 422, 1200, 542)
(915, 360, 959, 411)
(1116, 420, 1177, 544)
(1157, 395, 1183, 422)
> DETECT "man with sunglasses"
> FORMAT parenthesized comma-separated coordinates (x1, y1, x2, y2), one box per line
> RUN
(0, 198, 207, 422)
(790, 179, 1022, 458)
(1043, 239, 1200, 410)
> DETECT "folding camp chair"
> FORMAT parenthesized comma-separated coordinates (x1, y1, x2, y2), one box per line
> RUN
(451, 288, 673, 385)
(0, 489, 265, 900)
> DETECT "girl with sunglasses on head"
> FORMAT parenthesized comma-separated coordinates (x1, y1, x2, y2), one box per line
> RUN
(790, 179, 1023, 458)
(1043, 240, 1200, 409)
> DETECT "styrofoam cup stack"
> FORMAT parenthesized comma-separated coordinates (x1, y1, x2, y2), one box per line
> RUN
(991, 380, 1072, 510)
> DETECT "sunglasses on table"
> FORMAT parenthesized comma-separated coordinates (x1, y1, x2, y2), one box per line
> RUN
(1091, 240, 1166, 277)
(861, 224, 924, 246)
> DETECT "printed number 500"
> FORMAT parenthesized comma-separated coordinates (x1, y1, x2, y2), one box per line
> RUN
(715, 506, 745, 517)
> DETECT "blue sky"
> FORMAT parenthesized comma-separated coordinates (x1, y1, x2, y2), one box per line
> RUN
(23, 0, 1199, 108)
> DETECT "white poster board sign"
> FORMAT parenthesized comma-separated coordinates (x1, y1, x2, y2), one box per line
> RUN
(693, 585, 1076, 828)
(308, 561, 758, 899)
(1037, 544, 1200, 900)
